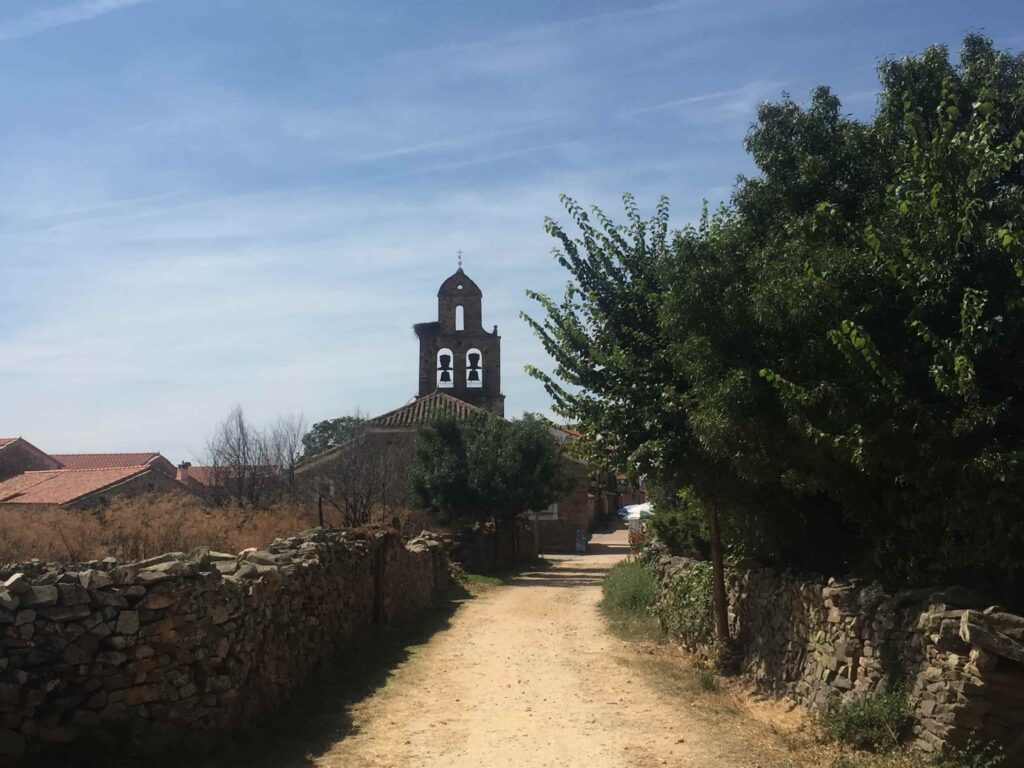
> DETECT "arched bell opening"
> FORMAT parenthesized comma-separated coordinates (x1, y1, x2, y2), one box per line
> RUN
(436, 348, 455, 389)
(466, 348, 483, 388)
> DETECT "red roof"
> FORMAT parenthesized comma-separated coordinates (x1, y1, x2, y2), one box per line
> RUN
(179, 466, 279, 487)
(0, 466, 151, 506)
(367, 391, 486, 429)
(0, 438, 16, 448)
(181, 466, 217, 487)
(51, 452, 162, 470)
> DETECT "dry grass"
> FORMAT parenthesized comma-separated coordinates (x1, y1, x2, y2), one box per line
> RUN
(614, 643, 996, 768)
(0, 492, 319, 565)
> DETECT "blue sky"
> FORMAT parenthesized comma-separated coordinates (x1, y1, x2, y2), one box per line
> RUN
(1, 0, 1021, 462)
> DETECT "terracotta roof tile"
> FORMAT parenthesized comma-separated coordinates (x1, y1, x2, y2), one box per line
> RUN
(181, 466, 217, 487)
(179, 466, 279, 487)
(366, 391, 486, 429)
(51, 453, 162, 470)
(0, 438, 16, 449)
(0, 467, 151, 506)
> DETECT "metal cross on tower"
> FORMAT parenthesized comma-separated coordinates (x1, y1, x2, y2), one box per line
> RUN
(457, 249, 464, 269)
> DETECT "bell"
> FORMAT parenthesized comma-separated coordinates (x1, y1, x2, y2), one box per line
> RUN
(468, 370, 480, 382)
(440, 371, 451, 383)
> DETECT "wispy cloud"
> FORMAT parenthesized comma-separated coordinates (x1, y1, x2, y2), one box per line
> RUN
(0, 0, 153, 42)
(383, 0, 710, 65)
(620, 80, 787, 119)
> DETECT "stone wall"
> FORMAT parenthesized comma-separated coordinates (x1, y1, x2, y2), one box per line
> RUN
(646, 549, 1024, 765)
(0, 527, 449, 761)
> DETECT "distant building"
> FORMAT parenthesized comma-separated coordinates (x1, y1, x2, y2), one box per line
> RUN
(0, 438, 188, 509)
(297, 266, 598, 552)
(174, 462, 283, 504)
(413, 267, 505, 416)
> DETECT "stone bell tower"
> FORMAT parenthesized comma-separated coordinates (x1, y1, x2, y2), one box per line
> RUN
(413, 267, 504, 416)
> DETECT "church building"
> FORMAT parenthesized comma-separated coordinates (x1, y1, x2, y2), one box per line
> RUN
(296, 264, 596, 554)
(413, 266, 504, 416)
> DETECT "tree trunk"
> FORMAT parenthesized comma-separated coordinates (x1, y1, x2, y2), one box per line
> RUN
(318, 495, 325, 528)
(706, 497, 730, 644)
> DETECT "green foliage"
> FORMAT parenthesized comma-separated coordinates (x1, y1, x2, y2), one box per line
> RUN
(820, 690, 911, 752)
(646, 484, 708, 557)
(526, 34, 1024, 606)
(933, 741, 1004, 768)
(599, 560, 661, 640)
(601, 560, 658, 613)
(301, 414, 365, 458)
(659, 561, 715, 645)
(696, 668, 721, 692)
(410, 413, 571, 529)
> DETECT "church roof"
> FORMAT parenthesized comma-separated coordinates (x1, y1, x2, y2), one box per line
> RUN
(437, 267, 482, 298)
(367, 391, 487, 429)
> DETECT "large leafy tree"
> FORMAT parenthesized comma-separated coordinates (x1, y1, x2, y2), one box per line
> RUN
(750, 36, 1024, 594)
(527, 35, 1024, 608)
(410, 413, 571, 533)
(522, 197, 740, 641)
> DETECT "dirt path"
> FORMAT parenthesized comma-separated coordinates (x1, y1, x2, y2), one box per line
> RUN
(313, 528, 788, 768)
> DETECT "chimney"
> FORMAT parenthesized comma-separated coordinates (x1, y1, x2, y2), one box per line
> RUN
(177, 461, 191, 484)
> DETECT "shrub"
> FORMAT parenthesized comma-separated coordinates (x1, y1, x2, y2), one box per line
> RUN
(658, 560, 715, 645)
(696, 668, 721, 692)
(0, 492, 317, 565)
(647, 484, 707, 557)
(820, 689, 910, 752)
(601, 560, 657, 614)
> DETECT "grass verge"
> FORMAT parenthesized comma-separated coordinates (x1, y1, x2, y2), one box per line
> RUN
(599, 559, 662, 641)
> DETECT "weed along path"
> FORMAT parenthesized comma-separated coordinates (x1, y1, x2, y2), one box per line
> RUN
(314, 528, 791, 768)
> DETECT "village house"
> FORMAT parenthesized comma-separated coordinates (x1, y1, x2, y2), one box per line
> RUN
(0, 437, 189, 509)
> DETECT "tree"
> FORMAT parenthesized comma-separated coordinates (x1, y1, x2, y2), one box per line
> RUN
(269, 413, 307, 497)
(410, 413, 571, 536)
(521, 195, 739, 642)
(301, 414, 366, 458)
(204, 406, 289, 508)
(745, 36, 1024, 595)
(312, 429, 407, 528)
(527, 35, 1024, 608)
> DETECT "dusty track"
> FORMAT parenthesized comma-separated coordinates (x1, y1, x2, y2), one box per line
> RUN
(315, 528, 782, 768)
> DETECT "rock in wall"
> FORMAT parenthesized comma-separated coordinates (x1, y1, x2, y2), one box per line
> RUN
(646, 549, 1024, 765)
(0, 527, 449, 761)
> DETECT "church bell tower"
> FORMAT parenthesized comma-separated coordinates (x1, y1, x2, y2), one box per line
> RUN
(413, 267, 504, 416)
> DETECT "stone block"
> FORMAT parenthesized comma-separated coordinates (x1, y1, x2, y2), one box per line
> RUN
(80, 570, 113, 591)
(115, 611, 140, 636)
(21, 585, 58, 608)
(0, 729, 25, 757)
(2, 575, 29, 596)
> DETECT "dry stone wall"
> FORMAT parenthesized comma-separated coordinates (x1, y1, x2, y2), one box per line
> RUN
(0, 527, 448, 762)
(646, 548, 1024, 765)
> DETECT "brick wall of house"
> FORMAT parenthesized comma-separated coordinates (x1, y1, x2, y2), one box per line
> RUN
(537, 460, 595, 553)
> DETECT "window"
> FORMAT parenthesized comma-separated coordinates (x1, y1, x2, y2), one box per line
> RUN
(466, 348, 483, 388)
(532, 502, 558, 521)
(436, 348, 454, 388)
(455, 305, 465, 331)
